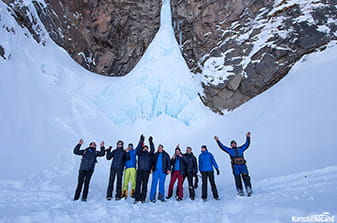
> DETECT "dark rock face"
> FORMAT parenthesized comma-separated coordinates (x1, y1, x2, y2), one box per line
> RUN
(172, 0, 337, 113)
(2, 0, 337, 114)
(4, 0, 161, 76)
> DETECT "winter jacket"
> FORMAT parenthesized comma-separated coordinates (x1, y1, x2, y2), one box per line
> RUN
(171, 154, 184, 172)
(73, 144, 105, 171)
(136, 140, 154, 171)
(106, 147, 130, 169)
(181, 152, 198, 176)
(125, 148, 137, 169)
(198, 150, 219, 172)
(152, 150, 171, 174)
(216, 137, 250, 164)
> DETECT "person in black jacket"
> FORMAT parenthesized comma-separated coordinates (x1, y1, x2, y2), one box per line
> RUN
(181, 146, 198, 200)
(167, 146, 185, 201)
(149, 139, 171, 202)
(73, 139, 105, 201)
(134, 135, 154, 204)
(106, 140, 130, 200)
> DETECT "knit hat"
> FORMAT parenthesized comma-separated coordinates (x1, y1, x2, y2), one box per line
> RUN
(201, 145, 207, 150)
(231, 140, 237, 145)
(128, 143, 133, 148)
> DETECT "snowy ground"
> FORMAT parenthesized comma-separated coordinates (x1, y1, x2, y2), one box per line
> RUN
(1, 0, 337, 222)
(0, 166, 336, 223)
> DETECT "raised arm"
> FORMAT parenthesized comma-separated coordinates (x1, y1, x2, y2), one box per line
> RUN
(240, 133, 251, 151)
(214, 136, 231, 153)
(96, 141, 105, 157)
(106, 147, 114, 160)
(73, 143, 84, 155)
(136, 134, 145, 155)
(149, 136, 155, 154)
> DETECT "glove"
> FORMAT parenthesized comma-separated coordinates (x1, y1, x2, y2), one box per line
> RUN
(216, 169, 220, 175)
(149, 136, 153, 143)
(105, 146, 112, 151)
(140, 134, 145, 142)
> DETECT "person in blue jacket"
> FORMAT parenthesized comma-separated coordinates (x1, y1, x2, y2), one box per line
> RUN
(149, 138, 171, 203)
(214, 132, 253, 196)
(199, 145, 220, 201)
(122, 141, 142, 199)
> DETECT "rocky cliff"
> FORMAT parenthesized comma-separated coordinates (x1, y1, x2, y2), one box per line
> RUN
(3, 0, 161, 76)
(2, 0, 337, 114)
(171, 0, 337, 113)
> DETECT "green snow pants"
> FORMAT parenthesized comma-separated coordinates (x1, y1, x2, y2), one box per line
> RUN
(122, 167, 136, 191)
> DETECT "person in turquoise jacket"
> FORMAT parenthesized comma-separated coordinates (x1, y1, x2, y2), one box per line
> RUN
(214, 132, 253, 196)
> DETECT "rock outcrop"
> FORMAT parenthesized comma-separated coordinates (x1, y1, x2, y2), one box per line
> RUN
(2, 0, 337, 113)
(171, 0, 337, 113)
(3, 0, 161, 76)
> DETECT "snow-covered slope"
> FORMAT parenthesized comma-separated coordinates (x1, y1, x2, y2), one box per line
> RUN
(0, 0, 337, 222)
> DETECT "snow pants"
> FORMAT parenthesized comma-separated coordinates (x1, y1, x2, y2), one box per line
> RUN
(168, 170, 184, 199)
(185, 173, 196, 199)
(201, 171, 219, 199)
(232, 164, 252, 192)
(149, 170, 167, 200)
(74, 170, 93, 201)
(106, 167, 124, 199)
(135, 170, 150, 202)
(122, 167, 136, 191)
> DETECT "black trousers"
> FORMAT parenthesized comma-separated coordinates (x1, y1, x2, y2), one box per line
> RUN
(106, 168, 124, 199)
(201, 171, 219, 199)
(74, 170, 93, 200)
(135, 170, 150, 202)
(234, 174, 252, 192)
(186, 173, 196, 199)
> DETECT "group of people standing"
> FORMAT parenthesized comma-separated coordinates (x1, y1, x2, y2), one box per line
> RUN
(73, 132, 253, 203)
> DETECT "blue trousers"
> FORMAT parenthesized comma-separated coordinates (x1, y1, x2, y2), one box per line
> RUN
(232, 164, 249, 175)
(150, 170, 167, 200)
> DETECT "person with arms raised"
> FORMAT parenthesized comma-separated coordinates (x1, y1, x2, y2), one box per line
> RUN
(73, 139, 105, 202)
(214, 132, 253, 196)
(134, 135, 154, 204)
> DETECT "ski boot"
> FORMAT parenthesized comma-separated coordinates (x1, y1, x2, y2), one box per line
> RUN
(121, 190, 128, 199)
(246, 187, 253, 197)
(130, 189, 135, 198)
